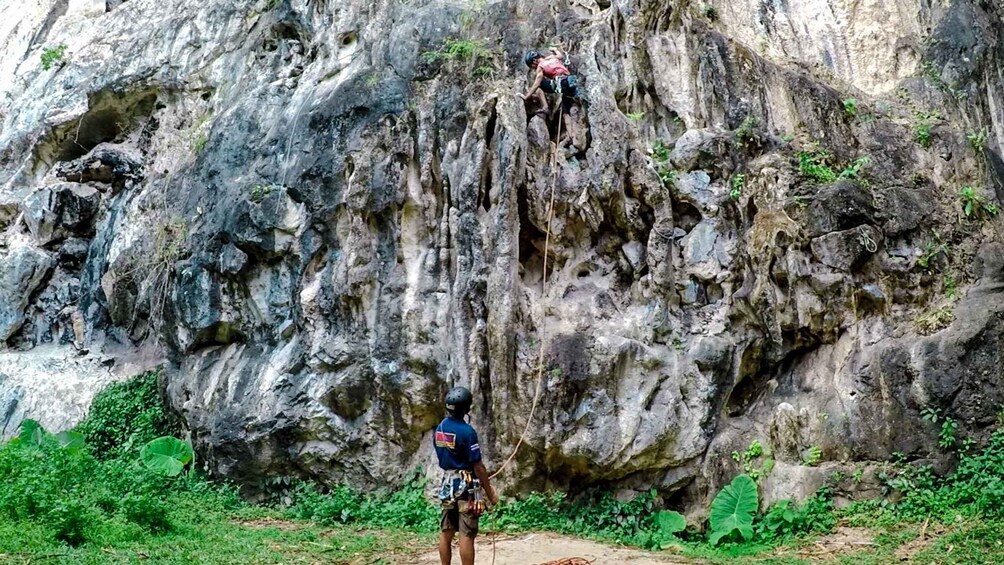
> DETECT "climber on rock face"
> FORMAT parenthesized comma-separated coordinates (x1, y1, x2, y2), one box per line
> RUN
(521, 45, 582, 150)
(434, 386, 498, 565)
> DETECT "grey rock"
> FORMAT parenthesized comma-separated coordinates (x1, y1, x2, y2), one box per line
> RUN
(218, 244, 248, 275)
(0, 245, 55, 341)
(810, 225, 882, 271)
(670, 129, 729, 172)
(23, 183, 101, 246)
(803, 181, 877, 238)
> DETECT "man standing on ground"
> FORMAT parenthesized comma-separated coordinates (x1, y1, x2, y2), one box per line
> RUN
(434, 386, 499, 565)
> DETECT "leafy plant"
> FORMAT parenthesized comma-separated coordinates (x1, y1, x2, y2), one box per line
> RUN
(731, 440, 773, 481)
(913, 111, 939, 148)
(249, 183, 275, 203)
(40, 44, 67, 70)
(804, 446, 822, 466)
(633, 510, 687, 549)
(917, 237, 949, 270)
(120, 494, 172, 533)
(915, 305, 953, 335)
(756, 494, 836, 541)
(730, 173, 745, 200)
(842, 98, 858, 117)
(960, 185, 999, 221)
(702, 4, 718, 21)
(968, 127, 988, 154)
(652, 140, 670, 163)
(140, 436, 194, 477)
(709, 474, 758, 545)
(626, 111, 645, 123)
(939, 418, 959, 450)
(798, 150, 837, 183)
(421, 38, 500, 80)
(735, 116, 758, 147)
(944, 274, 957, 299)
(77, 371, 176, 459)
(839, 155, 871, 179)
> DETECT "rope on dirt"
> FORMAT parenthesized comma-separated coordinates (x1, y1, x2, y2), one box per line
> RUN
(489, 106, 564, 482)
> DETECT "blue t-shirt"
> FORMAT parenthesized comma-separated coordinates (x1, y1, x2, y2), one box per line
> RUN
(434, 416, 481, 471)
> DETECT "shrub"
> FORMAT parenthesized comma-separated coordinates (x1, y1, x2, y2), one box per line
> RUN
(960, 185, 999, 221)
(756, 494, 836, 541)
(798, 150, 837, 183)
(40, 44, 67, 70)
(913, 111, 939, 148)
(76, 371, 176, 459)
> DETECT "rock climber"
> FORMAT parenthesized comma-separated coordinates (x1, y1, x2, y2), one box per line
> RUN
(434, 386, 498, 565)
(521, 45, 582, 149)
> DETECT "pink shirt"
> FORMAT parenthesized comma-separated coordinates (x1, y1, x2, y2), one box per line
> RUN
(539, 57, 569, 79)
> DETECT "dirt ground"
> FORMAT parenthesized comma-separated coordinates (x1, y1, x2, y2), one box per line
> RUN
(406, 532, 695, 564)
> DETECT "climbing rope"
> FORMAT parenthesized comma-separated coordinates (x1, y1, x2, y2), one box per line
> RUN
(489, 106, 564, 482)
(488, 104, 566, 565)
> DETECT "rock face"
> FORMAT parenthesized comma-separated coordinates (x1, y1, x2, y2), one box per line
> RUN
(2, 0, 1004, 512)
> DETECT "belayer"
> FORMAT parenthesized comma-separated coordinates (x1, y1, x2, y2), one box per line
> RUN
(434, 386, 498, 565)
(521, 44, 583, 150)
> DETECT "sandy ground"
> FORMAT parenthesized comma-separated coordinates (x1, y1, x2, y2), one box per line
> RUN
(406, 532, 695, 564)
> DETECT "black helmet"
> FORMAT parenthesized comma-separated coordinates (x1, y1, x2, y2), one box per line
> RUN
(445, 386, 473, 416)
(524, 51, 540, 67)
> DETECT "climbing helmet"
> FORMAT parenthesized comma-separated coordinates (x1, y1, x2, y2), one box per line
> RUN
(445, 386, 474, 415)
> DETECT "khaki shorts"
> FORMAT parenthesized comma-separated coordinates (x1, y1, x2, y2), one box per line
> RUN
(440, 501, 479, 538)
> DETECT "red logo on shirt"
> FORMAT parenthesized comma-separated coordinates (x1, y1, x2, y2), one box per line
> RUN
(435, 431, 456, 449)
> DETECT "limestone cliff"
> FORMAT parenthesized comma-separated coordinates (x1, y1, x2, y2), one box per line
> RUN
(2, 0, 1004, 513)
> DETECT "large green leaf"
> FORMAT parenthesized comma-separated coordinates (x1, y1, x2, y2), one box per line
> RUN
(16, 419, 46, 448)
(55, 431, 86, 453)
(654, 510, 686, 535)
(709, 474, 758, 545)
(140, 437, 193, 477)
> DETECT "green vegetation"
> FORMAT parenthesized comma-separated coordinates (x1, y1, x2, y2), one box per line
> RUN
(421, 38, 501, 80)
(944, 273, 957, 299)
(249, 183, 275, 203)
(730, 173, 745, 200)
(702, 4, 719, 21)
(651, 140, 677, 186)
(913, 111, 939, 148)
(917, 236, 949, 270)
(838, 155, 871, 180)
(625, 111, 645, 123)
(709, 474, 758, 545)
(842, 98, 858, 117)
(803, 446, 822, 467)
(731, 440, 773, 481)
(968, 127, 988, 154)
(959, 185, 999, 221)
(17, 372, 1004, 564)
(921, 61, 966, 101)
(798, 149, 837, 183)
(40, 44, 67, 70)
(735, 116, 758, 147)
(76, 371, 176, 459)
(915, 305, 953, 335)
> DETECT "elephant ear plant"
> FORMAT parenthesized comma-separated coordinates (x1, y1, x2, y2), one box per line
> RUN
(140, 436, 194, 477)
(709, 474, 759, 545)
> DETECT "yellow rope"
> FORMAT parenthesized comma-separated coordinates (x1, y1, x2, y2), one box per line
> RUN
(489, 105, 565, 565)
(490, 107, 564, 481)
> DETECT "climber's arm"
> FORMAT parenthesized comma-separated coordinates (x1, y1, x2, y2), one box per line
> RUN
(522, 69, 545, 99)
(473, 460, 498, 504)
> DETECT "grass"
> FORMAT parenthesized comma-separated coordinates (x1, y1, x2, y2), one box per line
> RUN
(14, 374, 1004, 564)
